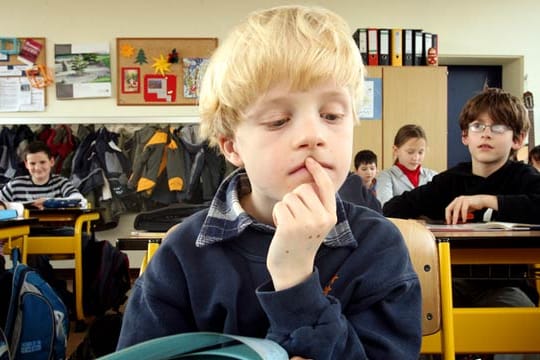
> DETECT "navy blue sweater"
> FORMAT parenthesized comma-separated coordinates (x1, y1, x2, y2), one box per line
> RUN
(118, 169, 420, 358)
(117, 200, 421, 359)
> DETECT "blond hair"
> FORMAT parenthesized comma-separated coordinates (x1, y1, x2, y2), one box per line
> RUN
(198, 5, 364, 147)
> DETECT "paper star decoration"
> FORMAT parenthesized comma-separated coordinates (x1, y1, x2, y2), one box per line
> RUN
(120, 44, 135, 58)
(151, 54, 172, 76)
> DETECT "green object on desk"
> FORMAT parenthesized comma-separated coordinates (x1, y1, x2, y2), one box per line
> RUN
(97, 332, 288, 360)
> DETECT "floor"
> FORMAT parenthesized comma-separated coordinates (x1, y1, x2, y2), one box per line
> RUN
(67, 322, 88, 357)
(63, 273, 134, 358)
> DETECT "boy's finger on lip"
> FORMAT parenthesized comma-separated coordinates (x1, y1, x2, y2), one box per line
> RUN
(305, 158, 328, 186)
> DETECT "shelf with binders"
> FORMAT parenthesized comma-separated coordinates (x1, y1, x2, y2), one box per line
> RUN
(353, 28, 438, 67)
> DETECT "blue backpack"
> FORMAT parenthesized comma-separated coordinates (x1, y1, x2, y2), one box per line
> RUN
(0, 248, 69, 360)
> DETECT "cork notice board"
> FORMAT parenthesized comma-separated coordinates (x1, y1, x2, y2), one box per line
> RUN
(116, 37, 217, 106)
(0, 37, 47, 112)
(1, 37, 46, 66)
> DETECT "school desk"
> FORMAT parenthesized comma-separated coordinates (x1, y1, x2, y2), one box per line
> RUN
(116, 234, 164, 275)
(24, 208, 100, 328)
(0, 217, 37, 262)
(422, 230, 540, 354)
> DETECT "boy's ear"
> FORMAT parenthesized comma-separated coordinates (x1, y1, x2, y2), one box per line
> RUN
(512, 131, 527, 150)
(218, 136, 244, 167)
(461, 129, 470, 146)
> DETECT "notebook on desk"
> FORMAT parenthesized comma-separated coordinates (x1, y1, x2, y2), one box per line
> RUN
(42, 198, 82, 208)
(98, 332, 288, 360)
(426, 221, 540, 232)
(0, 209, 18, 220)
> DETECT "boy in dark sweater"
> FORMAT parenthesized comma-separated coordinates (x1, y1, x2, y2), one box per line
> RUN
(117, 5, 421, 359)
(384, 88, 540, 359)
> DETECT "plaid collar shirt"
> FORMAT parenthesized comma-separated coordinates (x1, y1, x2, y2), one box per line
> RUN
(196, 169, 357, 249)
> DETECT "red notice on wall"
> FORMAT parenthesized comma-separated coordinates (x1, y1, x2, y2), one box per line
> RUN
(17, 38, 43, 66)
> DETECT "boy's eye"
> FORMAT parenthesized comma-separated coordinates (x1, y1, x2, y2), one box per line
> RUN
(320, 113, 342, 121)
(469, 122, 484, 132)
(266, 118, 288, 129)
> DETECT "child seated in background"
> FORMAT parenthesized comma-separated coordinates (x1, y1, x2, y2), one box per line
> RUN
(0, 140, 86, 210)
(117, 5, 421, 359)
(384, 88, 540, 360)
(0, 140, 87, 311)
(376, 124, 437, 206)
(529, 144, 540, 172)
(353, 149, 378, 196)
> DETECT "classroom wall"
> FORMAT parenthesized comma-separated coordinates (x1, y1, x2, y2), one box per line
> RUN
(2, 0, 539, 138)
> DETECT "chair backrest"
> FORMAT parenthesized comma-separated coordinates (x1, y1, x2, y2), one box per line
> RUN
(388, 218, 441, 335)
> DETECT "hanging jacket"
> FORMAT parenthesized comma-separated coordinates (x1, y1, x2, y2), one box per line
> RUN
(133, 127, 186, 197)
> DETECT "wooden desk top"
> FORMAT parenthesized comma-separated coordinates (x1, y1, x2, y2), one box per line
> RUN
(116, 237, 162, 251)
(26, 208, 100, 223)
(0, 217, 38, 229)
(431, 230, 540, 249)
(27, 208, 98, 215)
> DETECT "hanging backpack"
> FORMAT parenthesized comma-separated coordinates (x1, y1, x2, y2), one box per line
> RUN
(82, 238, 131, 316)
(0, 248, 69, 360)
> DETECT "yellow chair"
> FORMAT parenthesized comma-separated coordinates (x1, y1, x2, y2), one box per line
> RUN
(138, 224, 183, 275)
(23, 208, 100, 328)
(139, 239, 161, 276)
(388, 218, 455, 360)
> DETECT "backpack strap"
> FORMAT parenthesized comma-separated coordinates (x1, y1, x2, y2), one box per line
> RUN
(9, 249, 20, 268)
(0, 327, 11, 360)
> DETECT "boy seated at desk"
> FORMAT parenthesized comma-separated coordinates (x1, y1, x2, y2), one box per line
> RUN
(0, 140, 87, 309)
(0, 140, 86, 211)
(384, 88, 540, 360)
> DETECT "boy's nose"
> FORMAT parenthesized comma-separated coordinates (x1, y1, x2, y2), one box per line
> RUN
(296, 118, 325, 148)
(481, 127, 494, 137)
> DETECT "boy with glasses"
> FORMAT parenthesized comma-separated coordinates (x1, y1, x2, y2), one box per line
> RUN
(384, 88, 540, 225)
(384, 88, 540, 360)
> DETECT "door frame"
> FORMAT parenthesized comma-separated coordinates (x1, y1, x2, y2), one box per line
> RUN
(439, 55, 524, 97)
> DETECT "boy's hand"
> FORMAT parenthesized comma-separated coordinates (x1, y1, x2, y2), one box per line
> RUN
(31, 198, 48, 210)
(445, 194, 498, 224)
(268, 157, 337, 291)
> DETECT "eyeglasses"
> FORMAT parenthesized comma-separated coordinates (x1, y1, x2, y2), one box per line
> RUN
(468, 122, 511, 135)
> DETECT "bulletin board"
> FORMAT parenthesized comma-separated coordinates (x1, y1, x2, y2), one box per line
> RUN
(0, 37, 46, 66)
(116, 37, 218, 106)
(0, 37, 47, 112)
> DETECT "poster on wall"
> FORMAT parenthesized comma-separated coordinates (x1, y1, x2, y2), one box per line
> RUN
(54, 43, 112, 99)
(359, 78, 382, 120)
(182, 57, 209, 98)
(0, 37, 47, 112)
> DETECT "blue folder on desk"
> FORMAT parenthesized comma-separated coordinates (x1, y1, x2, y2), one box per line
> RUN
(42, 198, 81, 208)
(0, 209, 18, 220)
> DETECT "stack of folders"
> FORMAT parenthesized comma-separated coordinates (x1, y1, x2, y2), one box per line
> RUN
(353, 28, 438, 67)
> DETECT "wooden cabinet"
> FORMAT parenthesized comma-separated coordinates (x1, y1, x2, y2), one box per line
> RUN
(353, 66, 448, 172)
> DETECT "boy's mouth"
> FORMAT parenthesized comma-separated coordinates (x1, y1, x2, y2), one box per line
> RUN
(288, 161, 333, 175)
(478, 144, 494, 150)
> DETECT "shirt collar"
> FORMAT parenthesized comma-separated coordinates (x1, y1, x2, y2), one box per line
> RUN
(196, 168, 357, 249)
